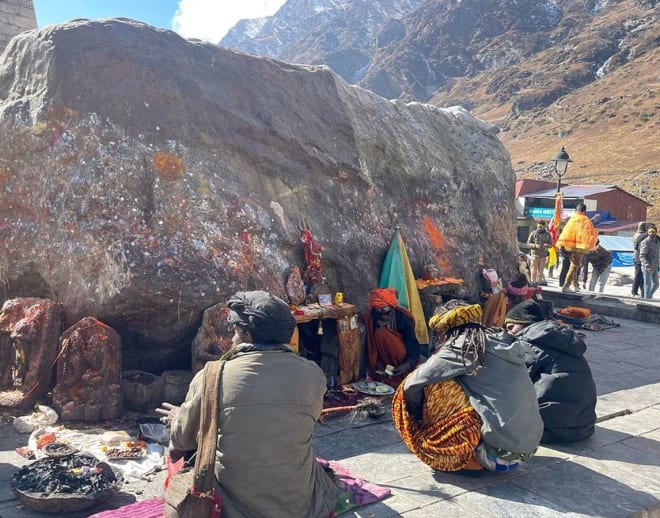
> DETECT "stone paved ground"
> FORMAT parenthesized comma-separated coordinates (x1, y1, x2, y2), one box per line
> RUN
(312, 312, 660, 518)
(1, 307, 659, 517)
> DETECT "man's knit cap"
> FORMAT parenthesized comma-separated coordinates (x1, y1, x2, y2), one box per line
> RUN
(227, 290, 295, 344)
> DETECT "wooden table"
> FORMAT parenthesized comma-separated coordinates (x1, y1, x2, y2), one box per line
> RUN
(290, 303, 361, 384)
(416, 278, 464, 321)
(292, 303, 358, 324)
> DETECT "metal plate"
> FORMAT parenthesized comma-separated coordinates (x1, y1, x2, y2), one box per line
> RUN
(351, 381, 395, 396)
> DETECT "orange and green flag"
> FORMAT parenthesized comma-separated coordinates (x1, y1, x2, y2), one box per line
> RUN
(548, 190, 562, 244)
(379, 228, 429, 345)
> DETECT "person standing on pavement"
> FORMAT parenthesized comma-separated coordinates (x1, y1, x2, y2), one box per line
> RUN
(580, 254, 589, 290)
(631, 222, 648, 297)
(527, 221, 552, 285)
(556, 203, 599, 293)
(585, 240, 612, 293)
(558, 246, 570, 287)
(640, 224, 659, 299)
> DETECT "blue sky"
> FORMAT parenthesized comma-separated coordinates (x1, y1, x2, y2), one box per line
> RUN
(33, 1, 177, 30)
(32, 0, 287, 42)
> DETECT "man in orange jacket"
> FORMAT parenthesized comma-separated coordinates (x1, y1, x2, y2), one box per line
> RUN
(555, 203, 599, 293)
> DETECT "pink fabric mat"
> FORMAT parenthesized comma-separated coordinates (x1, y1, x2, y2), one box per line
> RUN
(318, 457, 391, 506)
(88, 460, 390, 517)
(88, 498, 164, 518)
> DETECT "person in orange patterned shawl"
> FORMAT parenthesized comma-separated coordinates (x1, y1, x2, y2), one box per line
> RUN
(363, 288, 420, 386)
(393, 300, 542, 473)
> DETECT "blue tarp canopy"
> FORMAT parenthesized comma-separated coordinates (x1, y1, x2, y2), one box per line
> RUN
(597, 235, 634, 267)
(611, 252, 634, 267)
(598, 235, 633, 252)
(587, 211, 638, 233)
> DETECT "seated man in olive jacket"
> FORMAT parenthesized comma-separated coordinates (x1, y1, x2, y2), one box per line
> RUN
(505, 299, 597, 443)
(157, 291, 337, 517)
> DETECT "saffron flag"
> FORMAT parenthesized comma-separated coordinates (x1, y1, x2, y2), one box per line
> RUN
(379, 228, 430, 345)
(547, 191, 562, 269)
(548, 190, 562, 244)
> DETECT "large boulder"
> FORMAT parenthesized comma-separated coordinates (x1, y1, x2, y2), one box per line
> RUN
(0, 19, 517, 371)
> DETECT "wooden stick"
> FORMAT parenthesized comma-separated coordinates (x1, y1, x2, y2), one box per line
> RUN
(319, 405, 358, 421)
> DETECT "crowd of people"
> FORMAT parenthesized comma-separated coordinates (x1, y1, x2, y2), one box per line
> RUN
(152, 278, 602, 517)
(524, 207, 658, 300)
(149, 207, 660, 516)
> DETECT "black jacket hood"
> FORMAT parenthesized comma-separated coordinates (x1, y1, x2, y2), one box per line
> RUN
(516, 320, 586, 358)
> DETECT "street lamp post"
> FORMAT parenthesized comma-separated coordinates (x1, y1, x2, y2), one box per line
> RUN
(552, 146, 572, 192)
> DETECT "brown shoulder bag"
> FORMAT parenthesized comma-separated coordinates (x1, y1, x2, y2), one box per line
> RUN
(163, 359, 224, 517)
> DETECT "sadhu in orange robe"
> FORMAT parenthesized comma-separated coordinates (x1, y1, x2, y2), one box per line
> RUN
(363, 288, 421, 386)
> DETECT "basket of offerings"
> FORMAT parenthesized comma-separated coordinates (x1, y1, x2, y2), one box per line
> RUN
(104, 439, 148, 460)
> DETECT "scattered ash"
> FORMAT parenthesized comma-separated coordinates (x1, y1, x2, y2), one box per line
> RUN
(11, 454, 122, 496)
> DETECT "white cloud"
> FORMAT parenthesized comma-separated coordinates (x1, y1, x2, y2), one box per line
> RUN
(172, 0, 287, 43)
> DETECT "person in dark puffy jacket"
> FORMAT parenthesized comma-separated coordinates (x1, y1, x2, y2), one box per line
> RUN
(585, 240, 612, 293)
(504, 300, 597, 443)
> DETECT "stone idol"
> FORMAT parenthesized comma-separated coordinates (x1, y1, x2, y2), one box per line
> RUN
(52, 316, 122, 421)
(0, 298, 62, 409)
(0, 19, 517, 370)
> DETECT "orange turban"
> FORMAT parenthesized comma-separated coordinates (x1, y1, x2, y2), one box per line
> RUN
(369, 288, 398, 309)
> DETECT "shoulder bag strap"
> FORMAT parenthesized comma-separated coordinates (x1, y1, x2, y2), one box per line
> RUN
(193, 359, 224, 491)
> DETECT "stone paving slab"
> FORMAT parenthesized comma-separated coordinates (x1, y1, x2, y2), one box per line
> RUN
(509, 462, 657, 517)
(448, 479, 591, 518)
(598, 384, 660, 413)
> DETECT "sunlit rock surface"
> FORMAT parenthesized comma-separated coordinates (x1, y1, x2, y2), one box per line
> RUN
(0, 19, 516, 370)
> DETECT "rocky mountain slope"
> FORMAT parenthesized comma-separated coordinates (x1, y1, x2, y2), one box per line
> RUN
(222, 0, 659, 220)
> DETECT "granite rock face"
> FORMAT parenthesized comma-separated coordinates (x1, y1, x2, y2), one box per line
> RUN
(0, 19, 516, 371)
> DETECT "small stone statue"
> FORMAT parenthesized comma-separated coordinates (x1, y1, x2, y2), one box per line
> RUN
(191, 303, 234, 373)
(286, 265, 306, 305)
(0, 298, 62, 409)
(52, 317, 122, 421)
